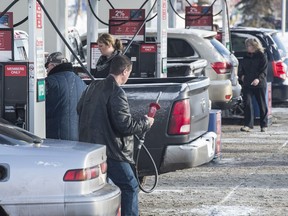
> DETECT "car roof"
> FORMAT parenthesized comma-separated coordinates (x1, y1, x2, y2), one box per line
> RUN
(95, 28, 216, 38)
(146, 28, 217, 38)
(230, 27, 278, 35)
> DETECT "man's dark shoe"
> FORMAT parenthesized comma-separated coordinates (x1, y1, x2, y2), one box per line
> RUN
(240, 126, 251, 132)
(261, 127, 267, 132)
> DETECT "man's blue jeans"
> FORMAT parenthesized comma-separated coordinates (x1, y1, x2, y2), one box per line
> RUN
(107, 158, 139, 216)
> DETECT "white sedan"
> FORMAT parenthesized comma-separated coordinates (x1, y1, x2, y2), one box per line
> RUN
(0, 119, 121, 216)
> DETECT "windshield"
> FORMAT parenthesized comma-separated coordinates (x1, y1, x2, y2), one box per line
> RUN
(0, 121, 43, 146)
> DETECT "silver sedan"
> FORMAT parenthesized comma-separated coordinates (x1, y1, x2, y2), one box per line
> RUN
(0, 119, 121, 216)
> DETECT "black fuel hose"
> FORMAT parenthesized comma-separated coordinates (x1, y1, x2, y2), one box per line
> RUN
(87, 0, 150, 27)
(135, 134, 159, 193)
(123, 0, 157, 55)
(0, 0, 19, 20)
(36, 0, 95, 80)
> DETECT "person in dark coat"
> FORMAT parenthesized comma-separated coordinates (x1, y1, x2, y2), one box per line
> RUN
(92, 33, 123, 78)
(77, 55, 154, 216)
(45, 52, 87, 140)
(239, 37, 268, 132)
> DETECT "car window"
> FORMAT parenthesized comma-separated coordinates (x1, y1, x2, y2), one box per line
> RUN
(231, 35, 247, 52)
(0, 122, 43, 145)
(210, 37, 232, 58)
(271, 33, 287, 57)
(167, 38, 195, 58)
(265, 35, 281, 61)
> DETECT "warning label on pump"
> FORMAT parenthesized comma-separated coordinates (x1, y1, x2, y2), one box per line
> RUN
(5, 65, 27, 77)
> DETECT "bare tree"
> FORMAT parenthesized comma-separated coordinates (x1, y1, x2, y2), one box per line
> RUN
(235, 0, 276, 28)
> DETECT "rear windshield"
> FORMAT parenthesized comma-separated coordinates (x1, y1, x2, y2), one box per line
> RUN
(265, 34, 281, 61)
(0, 122, 43, 146)
(210, 38, 231, 60)
(271, 34, 287, 57)
(167, 38, 196, 58)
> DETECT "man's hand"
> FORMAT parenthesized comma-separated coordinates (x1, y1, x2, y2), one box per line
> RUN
(145, 115, 154, 127)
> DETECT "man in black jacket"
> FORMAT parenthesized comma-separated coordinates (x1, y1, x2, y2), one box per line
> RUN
(77, 55, 154, 216)
(45, 52, 86, 141)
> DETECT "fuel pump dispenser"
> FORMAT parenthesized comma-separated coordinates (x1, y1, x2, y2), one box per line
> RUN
(0, 62, 29, 129)
(0, 13, 30, 129)
(0, 1, 46, 137)
(124, 41, 157, 78)
(135, 91, 162, 193)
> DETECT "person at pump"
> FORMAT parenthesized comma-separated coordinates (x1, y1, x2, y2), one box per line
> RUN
(45, 52, 87, 141)
(77, 55, 154, 216)
(92, 33, 123, 78)
(239, 38, 268, 132)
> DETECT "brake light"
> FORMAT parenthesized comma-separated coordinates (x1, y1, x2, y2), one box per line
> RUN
(168, 99, 191, 135)
(211, 62, 232, 74)
(225, 94, 232, 100)
(116, 205, 121, 216)
(100, 162, 107, 174)
(272, 60, 287, 80)
(63, 165, 100, 181)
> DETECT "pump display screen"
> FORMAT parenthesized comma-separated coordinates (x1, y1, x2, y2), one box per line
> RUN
(0, 12, 13, 28)
(0, 15, 9, 27)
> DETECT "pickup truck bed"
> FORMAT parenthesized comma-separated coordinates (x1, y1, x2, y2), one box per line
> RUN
(85, 76, 216, 177)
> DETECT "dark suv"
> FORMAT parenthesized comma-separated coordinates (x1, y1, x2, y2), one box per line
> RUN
(229, 27, 288, 104)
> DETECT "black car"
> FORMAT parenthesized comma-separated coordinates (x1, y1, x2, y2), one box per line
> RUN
(229, 27, 288, 104)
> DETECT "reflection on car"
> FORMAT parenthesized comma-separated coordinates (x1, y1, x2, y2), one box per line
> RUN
(0, 118, 121, 216)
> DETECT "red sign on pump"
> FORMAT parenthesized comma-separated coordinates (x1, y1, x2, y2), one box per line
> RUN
(109, 9, 145, 41)
(5, 65, 27, 77)
(36, 2, 43, 29)
(140, 44, 157, 53)
(185, 6, 213, 30)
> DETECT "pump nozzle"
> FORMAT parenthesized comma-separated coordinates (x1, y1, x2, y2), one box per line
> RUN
(147, 92, 162, 118)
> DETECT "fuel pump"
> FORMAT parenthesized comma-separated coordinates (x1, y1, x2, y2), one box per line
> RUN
(0, 13, 30, 129)
(135, 91, 162, 193)
(124, 41, 158, 78)
(0, 62, 29, 129)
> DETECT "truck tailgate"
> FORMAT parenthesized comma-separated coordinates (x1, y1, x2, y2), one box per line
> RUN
(123, 77, 211, 175)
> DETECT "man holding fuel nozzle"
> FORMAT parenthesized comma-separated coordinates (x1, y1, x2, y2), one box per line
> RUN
(77, 55, 154, 216)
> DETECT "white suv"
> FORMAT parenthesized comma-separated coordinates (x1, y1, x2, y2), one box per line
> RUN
(146, 28, 241, 110)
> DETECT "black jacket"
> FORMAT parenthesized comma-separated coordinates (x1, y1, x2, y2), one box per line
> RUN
(239, 51, 268, 88)
(45, 63, 87, 141)
(77, 75, 150, 164)
(92, 50, 121, 78)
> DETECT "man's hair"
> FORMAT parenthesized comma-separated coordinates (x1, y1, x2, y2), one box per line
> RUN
(109, 55, 132, 75)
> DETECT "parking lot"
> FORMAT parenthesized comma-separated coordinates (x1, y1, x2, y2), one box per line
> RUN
(139, 107, 288, 216)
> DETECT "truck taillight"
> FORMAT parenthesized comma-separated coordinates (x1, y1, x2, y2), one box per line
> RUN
(63, 165, 100, 181)
(168, 99, 191, 135)
(211, 62, 232, 74)
(272, 60, 287, 80)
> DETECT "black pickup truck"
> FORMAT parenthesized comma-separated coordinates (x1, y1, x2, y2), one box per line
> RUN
(85, 76, 217, 177)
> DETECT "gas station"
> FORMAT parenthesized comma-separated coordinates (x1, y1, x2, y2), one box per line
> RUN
(0, 0, 229, 138)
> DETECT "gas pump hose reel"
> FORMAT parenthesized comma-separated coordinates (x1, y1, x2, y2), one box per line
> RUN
(134, 91, 162, 193)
